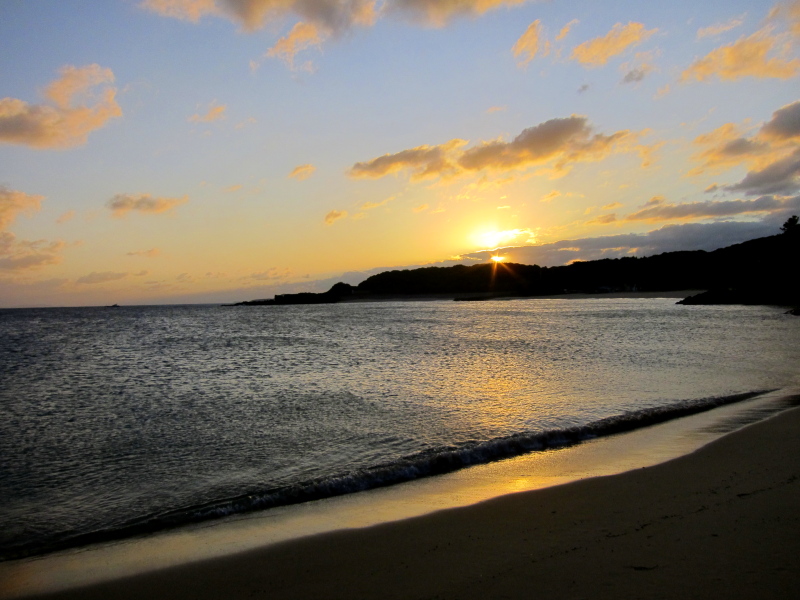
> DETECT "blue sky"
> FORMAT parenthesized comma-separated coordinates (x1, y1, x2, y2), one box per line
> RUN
(1, 0, 799, 306)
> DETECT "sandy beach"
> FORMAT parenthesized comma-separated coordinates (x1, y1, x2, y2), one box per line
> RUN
(13, 405, 799, 600)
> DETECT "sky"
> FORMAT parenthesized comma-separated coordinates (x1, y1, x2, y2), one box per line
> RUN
(1, 0, 799, 307)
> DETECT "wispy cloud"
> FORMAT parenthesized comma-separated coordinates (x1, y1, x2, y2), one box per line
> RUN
(288, 163, 317, 181)
(696, 15, 746, 39)
(681, 28, 800, 82)
(126, 248, 161, 257)
(513, 20, 548, 67)
(0, 186, 45, 230)
(623, 194, 800, 222)
(0, 64, 121, 149)
(266, 22, 326, 71)
(571, 22, 657, 67)
(56, 210, 76, 224)
(107, 193, 188, 217)
(0, 232, 65, 271)
(556, 18, 579, 41)
(188, 101, 226, 123)
(76, 271, 128, 285)
(324, 209, 348, 224)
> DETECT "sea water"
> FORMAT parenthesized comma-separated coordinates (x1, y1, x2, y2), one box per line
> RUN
(1, 299, 798, 561)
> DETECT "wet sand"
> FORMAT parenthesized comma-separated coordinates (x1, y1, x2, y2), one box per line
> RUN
(16, 406, 800, 600)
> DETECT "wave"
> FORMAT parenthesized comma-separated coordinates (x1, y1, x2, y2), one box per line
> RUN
(0, 389, 780, 561)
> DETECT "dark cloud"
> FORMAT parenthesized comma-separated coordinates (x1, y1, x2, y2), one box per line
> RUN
(623, 194, 800, 222)
(724, 150, 800, 196)
(759, 100, 800, 140)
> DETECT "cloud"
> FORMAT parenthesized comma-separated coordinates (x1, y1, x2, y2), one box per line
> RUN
(107, 193, 188, 217)
(127, 248, 161, 257)
(0, 186, 45, 230)
(76, 271, 128, 285)
(349, 116, 649, 183)
(388, 0, 533, 28)
(288, 163, 317, 180)
(457, 117, 636, 174)
(513, 20, 548, 67)
(691, 100, 800, 176)
(188, 101, 226, 123)
(760, 99, 800, 140)
(413, 203, 429, 212)
(540, 190, 561, 202)
(724, 150, 800, 195)
(248, 267, 292, 281)
(486, 105, 506, 113)
(577, 83, 590, 93)
(681, 28, 800, 82)
(696, 15, 746, 39)
(556, 18, 579, 41)
(56, 210, 76, 224)
(0, 232, 65, 271)
(768, 0, 800, 37)
(349, 138, 468, 180)
(361, 195, 394, 210)
(324, 209, 348, 224)
(266, 21, 326, 70)
(623, 193, 800, 222)
(571, 22, 657, 67)
(587, 213, 617, 225)
(0, 64, 121, 149)
(621, 66, 651, 83)
(141, 0, 378, 33)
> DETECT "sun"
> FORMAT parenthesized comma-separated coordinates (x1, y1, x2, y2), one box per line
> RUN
(491, 256, 505, 263)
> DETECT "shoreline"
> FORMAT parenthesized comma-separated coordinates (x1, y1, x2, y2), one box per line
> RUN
(4, 393, 799, 599)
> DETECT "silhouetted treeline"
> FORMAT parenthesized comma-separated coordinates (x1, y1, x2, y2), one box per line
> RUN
(357, 233, 798, 303)
(232, 228, 798, 306)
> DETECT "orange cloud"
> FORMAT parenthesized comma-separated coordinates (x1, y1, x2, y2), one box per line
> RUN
(691, 100, 800, 176)
(587, 213, 617, 225)
(389, 0, 531, 27)
(513, 20, 548, 67)
(0, 232, 65, 271)
(0, 186, 45, 230)
(571, 22, 657, 67)
(188, 101, 226, 123)
(267, 22, 326, 70)
(350, 117, 648, 181)
(288, 163, 317, 181)
(349, 138, 468, 180)
(556, 19, 579, 41)
(0, 64, 121, 149)
(107, 193, 188, 217)
(681, 28, 800, 82)
(141, 0, 377, 33)
(324, 209, 348, 224)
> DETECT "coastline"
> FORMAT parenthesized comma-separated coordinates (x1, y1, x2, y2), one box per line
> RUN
(5, 395, 799, 599)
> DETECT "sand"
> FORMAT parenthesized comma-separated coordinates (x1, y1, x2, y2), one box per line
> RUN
(14, 406, 800, 600)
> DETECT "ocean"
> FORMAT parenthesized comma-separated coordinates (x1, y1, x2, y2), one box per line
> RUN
(1, 298, 798, 562)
